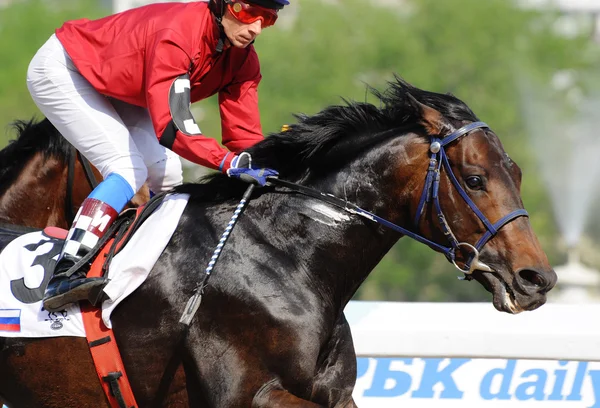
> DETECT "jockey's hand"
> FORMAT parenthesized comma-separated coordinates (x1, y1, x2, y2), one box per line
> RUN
(227, 152, 278, 187)
(229, 152, 252, 170)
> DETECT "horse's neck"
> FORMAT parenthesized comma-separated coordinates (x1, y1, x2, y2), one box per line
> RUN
(298, 215, 399, 308)
(268, 160, 411, 312)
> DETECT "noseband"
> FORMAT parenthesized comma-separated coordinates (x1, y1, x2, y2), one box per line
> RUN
(268, 121, 528, 276)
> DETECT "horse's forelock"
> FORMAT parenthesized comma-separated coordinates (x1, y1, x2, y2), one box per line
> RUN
(379, 76, 479, 124)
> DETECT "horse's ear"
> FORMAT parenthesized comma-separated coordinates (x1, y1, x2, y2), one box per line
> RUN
(406, 93, 448, 135)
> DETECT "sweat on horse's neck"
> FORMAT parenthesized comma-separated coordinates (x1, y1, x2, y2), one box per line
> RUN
(263, 138, 417, 314)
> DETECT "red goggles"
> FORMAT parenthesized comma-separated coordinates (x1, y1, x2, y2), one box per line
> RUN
(227, 0, 279, 28)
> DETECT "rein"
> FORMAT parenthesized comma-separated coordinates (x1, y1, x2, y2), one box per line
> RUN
(180, 184, 256, 325)
(65, 146, 99, 223)
(177, 122, 528, 324)
(269, 121, 528, 275)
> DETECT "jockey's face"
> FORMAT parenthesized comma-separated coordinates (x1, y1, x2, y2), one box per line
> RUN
(222, 6, 263, 48)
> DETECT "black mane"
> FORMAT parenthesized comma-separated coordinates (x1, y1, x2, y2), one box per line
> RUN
(0, 118, 71, 191)
(175, 76, 479, 202)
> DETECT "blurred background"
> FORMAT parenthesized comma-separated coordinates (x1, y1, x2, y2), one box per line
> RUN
(2, 0, 600, 304)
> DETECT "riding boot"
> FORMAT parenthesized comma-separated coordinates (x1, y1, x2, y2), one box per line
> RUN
(43, 197, 119, 312)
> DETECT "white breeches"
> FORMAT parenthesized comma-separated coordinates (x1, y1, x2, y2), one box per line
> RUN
(26, 34, 183, 194)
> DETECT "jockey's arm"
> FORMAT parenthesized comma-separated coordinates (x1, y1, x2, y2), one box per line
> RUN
(145, 31, 237, 172)
(218, 49, 264, 154)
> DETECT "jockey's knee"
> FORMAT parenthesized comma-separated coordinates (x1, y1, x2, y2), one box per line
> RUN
(26, 63, 41, 91)
(146, 155, 183, 193)
(101, 157, 148, 196)
(26, 35, 62, 99)
(26, 57, 48, 99)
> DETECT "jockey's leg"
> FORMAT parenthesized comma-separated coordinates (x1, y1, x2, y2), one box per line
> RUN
(109, 99, 184, 193)
(42, 174, 134, 312)
(27, 33, 147, 311)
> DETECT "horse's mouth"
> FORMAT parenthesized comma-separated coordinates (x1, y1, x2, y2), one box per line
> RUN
(472, 270, 524, 314)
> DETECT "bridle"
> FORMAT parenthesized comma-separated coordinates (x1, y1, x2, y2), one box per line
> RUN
(268, 121, 529, 275)
(411, 121, 528, 273)
(65, 146, 99, 224)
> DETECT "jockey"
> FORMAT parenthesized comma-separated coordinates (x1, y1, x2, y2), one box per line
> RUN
(26, 0, 286, 312)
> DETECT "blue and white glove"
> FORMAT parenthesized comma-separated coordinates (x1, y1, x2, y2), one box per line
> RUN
(227, 152, 278, 187)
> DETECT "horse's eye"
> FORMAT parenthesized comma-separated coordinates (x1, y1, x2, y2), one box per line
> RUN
(465, 175, 484, 190)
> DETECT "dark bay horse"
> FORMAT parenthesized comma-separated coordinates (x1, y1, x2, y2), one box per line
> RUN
(0, 78, 557, 407)
(0, 119, 148, 229)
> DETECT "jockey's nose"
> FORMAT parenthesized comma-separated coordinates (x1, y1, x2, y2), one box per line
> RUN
(248, 20, 262, 36)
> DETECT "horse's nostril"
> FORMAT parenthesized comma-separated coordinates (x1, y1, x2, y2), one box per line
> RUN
(519, 269, 545, 288)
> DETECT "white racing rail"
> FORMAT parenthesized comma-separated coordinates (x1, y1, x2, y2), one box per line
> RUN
(346, 301, 600, 361)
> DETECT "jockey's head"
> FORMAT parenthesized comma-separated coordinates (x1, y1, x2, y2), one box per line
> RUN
(210, 0, 289, 50)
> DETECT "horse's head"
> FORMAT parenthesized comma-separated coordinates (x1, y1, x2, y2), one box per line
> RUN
(402, 95, 557, 314)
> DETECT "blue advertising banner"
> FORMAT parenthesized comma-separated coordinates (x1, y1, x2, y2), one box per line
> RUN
(353, 358, 600, 407)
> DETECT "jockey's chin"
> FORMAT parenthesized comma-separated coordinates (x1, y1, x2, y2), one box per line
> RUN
(227, 34, 257, 48)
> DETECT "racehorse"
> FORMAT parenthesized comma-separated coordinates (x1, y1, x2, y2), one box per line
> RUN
(0, 118, 148, 229)
(0, 77, 557, 407)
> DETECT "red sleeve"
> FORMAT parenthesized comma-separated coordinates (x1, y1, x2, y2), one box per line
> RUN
(219, 48, 264, 153)
(145, 29, 234, 171)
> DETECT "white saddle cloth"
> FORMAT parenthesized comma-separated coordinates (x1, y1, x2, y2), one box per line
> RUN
(0, 193, 189, 338)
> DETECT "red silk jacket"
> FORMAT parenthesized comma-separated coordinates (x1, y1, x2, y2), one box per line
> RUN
(56, 2, 263, 171)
